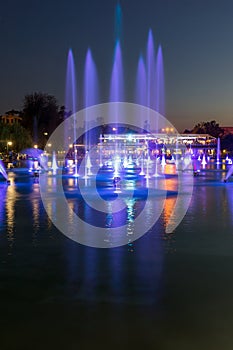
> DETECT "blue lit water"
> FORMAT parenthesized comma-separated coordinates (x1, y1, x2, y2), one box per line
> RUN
(0, 165, 233, 349)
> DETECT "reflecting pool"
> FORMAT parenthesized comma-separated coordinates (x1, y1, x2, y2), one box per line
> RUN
(0, 165, 233, 349)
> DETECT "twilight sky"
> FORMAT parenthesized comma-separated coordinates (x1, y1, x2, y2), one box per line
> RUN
(0, 0, 233, 131)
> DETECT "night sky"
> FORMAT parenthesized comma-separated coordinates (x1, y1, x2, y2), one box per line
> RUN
(1, 0, 233, 131)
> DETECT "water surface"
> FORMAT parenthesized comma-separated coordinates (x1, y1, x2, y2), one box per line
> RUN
(0, 166, 233, 349)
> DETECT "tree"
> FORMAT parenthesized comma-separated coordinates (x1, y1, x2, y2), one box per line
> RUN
(22, 92, 59, 146)
(221, 134, 233, 155)
(188, 120, 223, 138)
(0, 122, 32, 153)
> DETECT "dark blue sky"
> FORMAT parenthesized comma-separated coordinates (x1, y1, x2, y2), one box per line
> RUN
(1, 0, 233, 131)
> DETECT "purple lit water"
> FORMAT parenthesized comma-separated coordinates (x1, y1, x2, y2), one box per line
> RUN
(0, 159, 8, 180)
(155, 45, 165, 116)
(216, 137, 221, 164)
(0, 166, 233, 348)
(84, 48, 99, 153)
(84, 48, 99, 109)
(135, 55, 147, 106)
(65, 49, 77, 119)
(146, 29, 156, 113)
(135, 55, 147, 130)
(110, 40, 124, 105)
(65, 49, 78, 175)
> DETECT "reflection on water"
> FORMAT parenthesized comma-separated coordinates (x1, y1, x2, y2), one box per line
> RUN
(6, 181, 17, 248)
(0, 185, 7, 230)
(0, 167, 233, 349)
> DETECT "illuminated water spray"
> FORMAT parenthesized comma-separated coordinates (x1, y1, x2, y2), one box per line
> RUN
(216, 137, 221, 164)
(0, 159, 8, 181)
(145, 30, 156, 178)
(110, 40, 124, 176)
(83, 48, 99, 178)
(65, 49, 79, 177)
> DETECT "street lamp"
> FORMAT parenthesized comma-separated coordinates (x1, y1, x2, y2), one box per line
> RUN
(7, 141, 12, 153)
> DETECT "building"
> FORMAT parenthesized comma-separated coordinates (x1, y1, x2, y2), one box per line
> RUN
(1, 111, 22, 124)
(100, 132, 217, 160)
(221, 126, 233, 136)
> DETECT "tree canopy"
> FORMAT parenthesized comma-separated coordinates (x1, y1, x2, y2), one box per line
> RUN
(0, 122, 32, 152)
(221, 134, 233, 155)
(184, 120, 224, 138)
(22, 92, 59, 146)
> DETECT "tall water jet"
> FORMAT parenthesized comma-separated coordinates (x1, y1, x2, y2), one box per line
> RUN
(152, 45, 165, 177)
(83, 48, 99, 177)
(65, 49, 78, 176)
(155, 45, 165, 116)
(110, 40, 124, 104)
(161, 154, 166, 167)
(201, 153, 207, 168)
(216, 137, 221, 164)
(135, 54, 147, 125)
(52, 151, 58, 173)
(146, 29, 156, 113)
(110, 40, 124, 174)
(145, 30, 156, 178)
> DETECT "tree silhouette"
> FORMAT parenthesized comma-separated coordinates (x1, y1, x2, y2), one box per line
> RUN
(0, 122, 32, 152)
(187, 120, 223, 138)
(22, 92, 59, 146)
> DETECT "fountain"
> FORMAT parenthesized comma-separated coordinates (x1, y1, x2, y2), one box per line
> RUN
(83, 152, 92, 178)
(161, 154, 166, 167)
(51, 151, 58, 173)
(0, 159, 9, 183)
(201, 154, 207, 167)
(216, 137, 221, 164)
(33, 1, 192, 190)
(109, 39, 124, 176)
(55, 11, 171, 183)
(83, 48, 99, 178)
(65, 49, 79, 177)
(224, 164, 233, 182)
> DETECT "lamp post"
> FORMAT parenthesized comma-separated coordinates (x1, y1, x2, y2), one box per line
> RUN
(7, 141, 12, 154)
